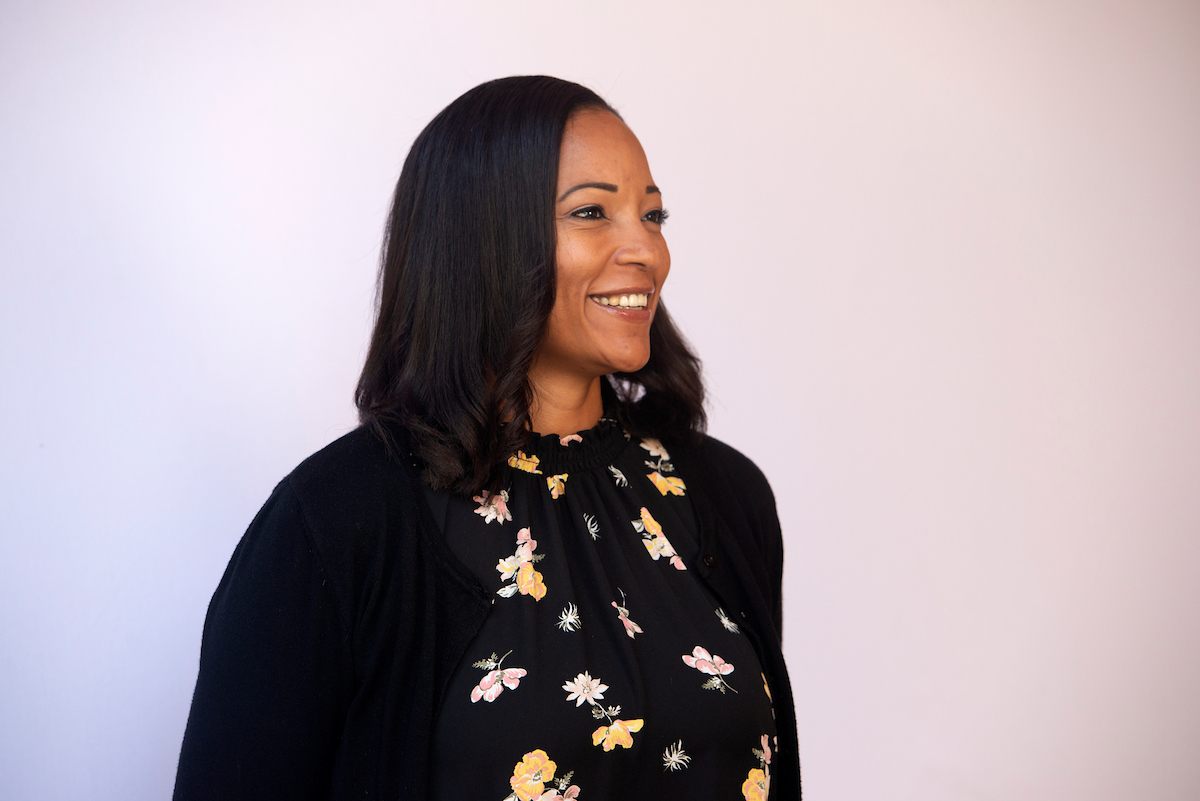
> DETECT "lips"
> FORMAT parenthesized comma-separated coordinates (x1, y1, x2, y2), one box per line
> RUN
(589, 292, 651, 311)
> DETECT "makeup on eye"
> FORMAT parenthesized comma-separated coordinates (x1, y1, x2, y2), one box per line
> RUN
(564, 205, 670, 224)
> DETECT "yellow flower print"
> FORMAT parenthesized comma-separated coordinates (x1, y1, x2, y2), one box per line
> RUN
(742, 733, 774, 800)
(647, 471, 686, 496)
(633, 507, 686, 571)
(547, 473, 568, 499)
(508, 450, 543, 474)
(510, 749, 557, 801)
(639, 507, 663, 537)
(591, 718, 644, 751)
(516, 562, 547, 601)
(742, 767, 768, 801)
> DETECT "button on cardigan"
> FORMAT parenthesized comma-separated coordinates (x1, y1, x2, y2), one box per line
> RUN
(173, 424, 801, 800)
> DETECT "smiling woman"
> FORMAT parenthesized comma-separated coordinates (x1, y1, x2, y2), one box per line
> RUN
(173, 76, 799, 801)
(533, 108, 672, 434)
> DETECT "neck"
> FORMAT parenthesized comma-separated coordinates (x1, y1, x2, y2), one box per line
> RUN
(527, 370, 604, 437)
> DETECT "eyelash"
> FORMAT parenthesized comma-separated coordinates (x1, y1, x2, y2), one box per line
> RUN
(569, 205, 670, 225)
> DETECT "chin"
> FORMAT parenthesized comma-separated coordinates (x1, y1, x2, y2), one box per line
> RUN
(605, 351, 651, 375)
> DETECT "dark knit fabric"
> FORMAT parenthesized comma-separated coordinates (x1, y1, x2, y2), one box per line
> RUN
(173, 425, 800, 800)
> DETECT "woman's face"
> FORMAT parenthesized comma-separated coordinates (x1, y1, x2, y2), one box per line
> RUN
(536, 108, 670, 382)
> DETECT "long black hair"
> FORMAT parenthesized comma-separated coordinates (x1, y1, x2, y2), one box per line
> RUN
(356, 76, 705, 494)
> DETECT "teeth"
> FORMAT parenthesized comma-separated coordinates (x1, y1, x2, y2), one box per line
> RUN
(594, 293, 649, 309)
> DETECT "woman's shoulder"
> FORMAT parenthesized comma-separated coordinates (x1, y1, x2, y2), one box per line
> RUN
(671, 433, 774, 500)
(286, 424, 413, 499)
(268, 424, 424, 556)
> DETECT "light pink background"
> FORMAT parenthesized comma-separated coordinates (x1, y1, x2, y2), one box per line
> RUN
(2, 1, 1198, 799)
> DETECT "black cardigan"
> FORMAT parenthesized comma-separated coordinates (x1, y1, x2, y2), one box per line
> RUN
(174, 426, 801, 800)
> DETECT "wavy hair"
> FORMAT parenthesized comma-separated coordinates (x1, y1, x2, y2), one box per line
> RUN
(356, 76, 705, 494)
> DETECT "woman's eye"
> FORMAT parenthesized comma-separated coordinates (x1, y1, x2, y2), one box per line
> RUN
(643, 208, 670, 225)
(570, 205, 607, 220)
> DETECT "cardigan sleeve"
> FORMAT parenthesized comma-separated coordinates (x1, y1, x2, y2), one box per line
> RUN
(689, 436, 787, 640)
(722, 441, 785, 639)
(174, 481, 356, 801)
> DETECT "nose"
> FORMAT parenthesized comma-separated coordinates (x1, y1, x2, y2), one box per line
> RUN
(613, 217, 666, 271)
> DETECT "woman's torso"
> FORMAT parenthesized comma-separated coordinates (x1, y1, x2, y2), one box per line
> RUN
(429, 419, 778, 800)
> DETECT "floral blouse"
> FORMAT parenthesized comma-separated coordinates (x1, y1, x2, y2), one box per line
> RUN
(429, 418, 777, 800)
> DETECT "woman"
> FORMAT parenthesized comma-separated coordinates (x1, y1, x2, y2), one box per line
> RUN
(175, 76, 799, 800)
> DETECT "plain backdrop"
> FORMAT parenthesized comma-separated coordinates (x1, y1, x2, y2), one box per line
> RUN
(2, 1, 1198, 799)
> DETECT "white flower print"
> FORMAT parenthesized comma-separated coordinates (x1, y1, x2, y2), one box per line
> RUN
(640, 437, 670, 459)
(557, 603, 582, 632)
(562, 671, 608, 707)
(716, 607, 741, 633)
(562, 671, 644, 751)
(469, 650, 527, 703)
(663, 740, 691, 771)
(583, 512, 600, 540)
(640, 437, 675, 474)
(473, 489, 512, 524)
(682, 645, 738, 694)
(608, 465, 628, 487)
(611, 589, 643, 639)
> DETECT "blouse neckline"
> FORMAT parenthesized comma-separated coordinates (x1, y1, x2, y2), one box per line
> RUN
(522, 415, 629, 475)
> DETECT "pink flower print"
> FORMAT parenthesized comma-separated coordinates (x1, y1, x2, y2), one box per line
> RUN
(540, 786, 581, 800)
(472, 489, 512, 524)
(469, 650, 527, 703)
(471, 667, 527, 703)
(683, 645, 734, 675)
(761, 734, 773, 765)
(559, 433, 583, 446)
(682, 645, 737, 693)
(514, 527, 537, 561)
(611, 599, 644, 639)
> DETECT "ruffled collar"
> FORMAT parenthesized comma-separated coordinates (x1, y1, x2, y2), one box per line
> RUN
(517, 415, 630, 475)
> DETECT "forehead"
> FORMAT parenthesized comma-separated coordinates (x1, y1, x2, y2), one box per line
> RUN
(558, 109, 653, 184)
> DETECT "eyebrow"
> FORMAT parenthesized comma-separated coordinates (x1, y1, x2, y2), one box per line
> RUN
(557, 182, 662, 202)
